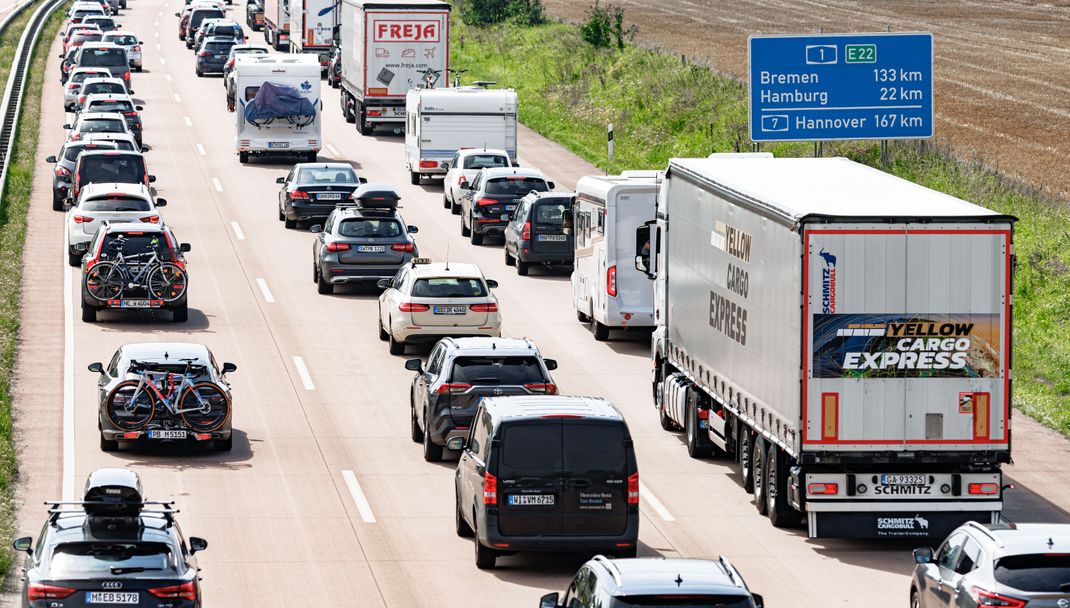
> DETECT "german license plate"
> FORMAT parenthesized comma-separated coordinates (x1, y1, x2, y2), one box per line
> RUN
(538, 234, 566, 241)
(115, 299, 156, 309)
(881, 474, 926, 486)
(148, 429, 188, 439)
(86, 592, 139, 604)
(357, 245, 386, 252)
(317, 193, 342, 200)
(433, 305, 467, 315)
(268, 141, 289, 149)
(509, 494, 555, 506)
(505, 205, 516, 211)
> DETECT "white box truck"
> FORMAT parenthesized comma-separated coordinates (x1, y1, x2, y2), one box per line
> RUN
(289, 0, 334, 71)
(338, 0, 450, 135)
(572, 172, 658, 341)
(263, 0, 290, 50)
(233, 55, 322, 163)
(637, 156, 1014, 539)
(403, 86, 517, 184)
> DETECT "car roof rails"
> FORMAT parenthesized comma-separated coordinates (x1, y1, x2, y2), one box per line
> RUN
(718, 555, 741, 586)
(591, 555, 623, 587)
(44, 467, 177, 526)
(964, 521, 1004, 547)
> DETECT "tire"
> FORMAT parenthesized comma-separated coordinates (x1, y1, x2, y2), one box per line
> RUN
(239, 151, 249, 164)
(171, 302, 188, 323)
(752, 436, 768, 515)
(178, 382, 231, 432)
(615, 545, 638, 559)
(81, 301, 97, 322)
(343, 95, 356, 123)
(196, 69, 203, 77)
(68, 251, 82, 267)
(577, 309, 591, 323)
(215, 435, 233, 451)
(455, 499, 474, 538)
(134, 66, 142, 72)
(504, 248, 515, 266)
(739, 426, 755, 494)
(659, 405, 676, 431)
(450, 199, 461, 215)
(52, 193, 65, 211)
(105, 380, 156, 431)
(470, 228, 483, 245)
(422, 412, 443, 462)
(910, 590, 920, 608)
(100, 433, 119, 452)
(410, 171, 420, 185)
(592, 321, 610, 341)
(474, 538, 496, 570)
(378, 319, 389, 342)
(316, 267, 333, 294)
(765, 442, 795, 527)
(516, 260, 529, 276)
(388, 328, 405, 355)
(358, 109, 373, 136)
(306, 151, 317, 163)
(284, 218, 296, 229)
(686, 393, 713, 458)
(280, 208, 286, 221)
(460, 215, 471, 237)
(443, 194, 451, 209)
(410, 398, 424, 443)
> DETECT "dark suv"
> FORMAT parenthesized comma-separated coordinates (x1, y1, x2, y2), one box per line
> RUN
(74, 43, 131, 89)
(452, 395, 639, 569)
(405, 337, 558, 462)
(71, 149, 154, 203)
(195, 36, 237, 76)
(503, 191, 574, 275)
(459, 167, 553, 245)
(542, 556, 765, 608)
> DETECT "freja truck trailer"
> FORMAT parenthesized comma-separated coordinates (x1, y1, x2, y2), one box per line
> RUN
(638, 155, 1014, 539)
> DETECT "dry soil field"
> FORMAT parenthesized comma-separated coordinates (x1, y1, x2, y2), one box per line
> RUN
(542, 0, 1070, 196)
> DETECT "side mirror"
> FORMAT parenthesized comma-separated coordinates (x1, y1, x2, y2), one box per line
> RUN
(189, 537, 208, 554)
(135, 105, 143, 110)
(222, 362, 237, 374)
(539, 592, 560, 608)
(376, 278, 392, 290)
(275, 176, 285, 183)
(148, 175, 157, 183)
(404, 358, 422, 372)
(913, 548, 934, 564)
(458, 180, 469, 190)
(309, 224, 322, 234)
(174, 11, 180, 16)
(485, 279, 498, 289)
(441, 162, 450, 170)
(752, 594, 764, 608)
(139, 40, 144, 44)
(88, 362, 105, 374)
(407, 225, 418, 233)
(180, 243, 192, 252)
(446, 436, 465, 451)
(547, 181, 555, 190)
(513, 160, 521, 167)
(155, 198, 168, 206)
(45, 155, 57, 163)
(62, 123, 71, 129)
(358, 176, 368, 183)
(543, 359, 557, 371)
(12, 537, 32, 555)
(634, 223, 654, 279)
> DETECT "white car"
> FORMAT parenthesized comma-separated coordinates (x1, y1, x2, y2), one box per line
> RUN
(377, 259, 502, 355)
(63, 66, 111, 112)
(443, 148, 511, 215)
(102, 31, 143, 70)
(65, 111, 132, 142)
(84, 131, 140, 152)
(73, 76, 127, 112)
(66, 183, 165, 267)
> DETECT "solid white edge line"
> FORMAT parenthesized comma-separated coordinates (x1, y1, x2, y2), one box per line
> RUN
(196, 143, 206, 156)
(325, 143, 339, 157)
(62, 235, 74, 501)
(160, 57, 165, 64)
(255, 277, 275, 303)
(639, 480, 675, 522)
(211, 177, 223, 192)
(183, 116, 192, 127)
(230, 221, 245, 240)
(174, 93, 181, 103)
(341, 470, 376, 523)
(291, 356, 315, 391)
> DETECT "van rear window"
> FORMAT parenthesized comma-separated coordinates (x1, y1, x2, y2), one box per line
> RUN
(501, 423, 561, 472)
(994, 554, 1070, 592)
(563, 423, 624, 471)
(534, 203, 567, 225)
(450, 357, 545, 385)
(79, 48, 127, 67)
(79, 155, 145, 183)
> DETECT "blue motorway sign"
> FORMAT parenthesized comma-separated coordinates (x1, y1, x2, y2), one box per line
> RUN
(748, 33, 933, 142)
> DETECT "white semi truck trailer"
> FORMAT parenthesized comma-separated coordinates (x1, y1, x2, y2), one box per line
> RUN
(638, 155, 1014, 539)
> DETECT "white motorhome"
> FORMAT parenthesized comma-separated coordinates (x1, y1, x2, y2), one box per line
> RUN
(571, 171, 658, 340)
(233, 54, 322, 163)
(403, 86, 517, 185)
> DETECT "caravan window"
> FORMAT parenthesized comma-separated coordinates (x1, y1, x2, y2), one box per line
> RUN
(463, 154, 509, 170)
(244, 86, 260, 101)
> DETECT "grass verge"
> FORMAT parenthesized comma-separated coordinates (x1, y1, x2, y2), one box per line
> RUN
(0, 0, 67, 576)
(452, 18, 1070, 437)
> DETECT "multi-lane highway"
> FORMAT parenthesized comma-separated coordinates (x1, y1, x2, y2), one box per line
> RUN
(7, 0, 1070, 605)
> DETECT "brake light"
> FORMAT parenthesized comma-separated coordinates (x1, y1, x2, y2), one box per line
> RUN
(139, 215, 160, 223)
(71, 133, 82, 141)
(607, 265, 617, 297)
(78, 95, 86, 103)
(27, 584, 76, 600)
(324, 242, 350, 252)
(418, 160, 437, 169)
(148, 581, 196, 601)
(55, 166, 71, 178)
(969, 587, 1026, 608)
(123, 111, 137, 117)
(391, 243, 414, 252)
(67, 83, 79, 89)
(627, 473, 639, 505)
(521, 221, 531, 240)
(132, 45, 141, 52)
(483, 471, 497, 505)
(290, 191, 310, 200)
(198, 51, 210, 57)
(523, 383, 558, 394)
(73, 215, 93, 223)
(399, 302, 430, 312)
(436, 383, 471, 395)
(808, 483, 839, 495)
(227, 59, 234, 68)
(367, 109, 381, 117)
(968, 483, 999, 495)
(476, 198, 497, 207)
(469, 303, 498, 312)
(122, 71, 130, 80)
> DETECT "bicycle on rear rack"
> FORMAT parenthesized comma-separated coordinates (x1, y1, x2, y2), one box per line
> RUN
(84, 235, 187, 304)
(104, 358, 230, 433)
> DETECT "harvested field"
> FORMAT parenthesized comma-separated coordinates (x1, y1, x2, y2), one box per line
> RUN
(542, 0, 1070, 196)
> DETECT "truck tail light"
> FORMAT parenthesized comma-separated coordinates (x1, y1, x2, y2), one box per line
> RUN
(969, 587, 1026, 608)
(27, 584, 76, 600)
(469, 303, 497, 312)
(324, 242, 350, 252)
(483, 472, 497, 505)
(418, 160, 437, 169)
(476, 198, 497, 207)
(391, 243, 414, 252)
(808, 483, 839, 495)
(521, 221, 531, 240)
(399, 302, 429, 312)
(436, 383, 471, 395)
(607, 265, 617, 296)
(627, 473, 639, 504)
(523, 383, 557, 394)
(968, 483, 999, 495)
(148, 581, 196, 601)
(367, 109, 381, 117)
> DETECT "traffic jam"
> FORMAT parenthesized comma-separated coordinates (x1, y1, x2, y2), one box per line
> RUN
(11, 0, 1070, 606)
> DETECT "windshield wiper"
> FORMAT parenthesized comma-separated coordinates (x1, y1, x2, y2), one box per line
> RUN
(110, 566, 164, 574)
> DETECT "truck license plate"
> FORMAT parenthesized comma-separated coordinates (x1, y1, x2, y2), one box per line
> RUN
(509, 494, 555, 506)
(268, 141, 289, 149)
(148, 430, 188, 439)
(86, 592, 139, 604)
(881, 474, 927, 486)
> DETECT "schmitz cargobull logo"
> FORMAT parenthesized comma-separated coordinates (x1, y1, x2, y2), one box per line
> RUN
(372, 20, 440, 43)
(876, 514, 929, 537)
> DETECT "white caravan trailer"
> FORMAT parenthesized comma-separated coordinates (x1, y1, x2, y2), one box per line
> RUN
(233, 54, 322, 163)
(572, 171, 658, 340)
(403, 86, 517, 185)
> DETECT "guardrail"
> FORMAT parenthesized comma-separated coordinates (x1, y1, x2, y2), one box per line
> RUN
(0, 0, 69, 203)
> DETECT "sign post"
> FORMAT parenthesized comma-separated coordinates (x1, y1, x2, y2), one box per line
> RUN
(748, 33, 933, 143)
(607, 122, 614, 166)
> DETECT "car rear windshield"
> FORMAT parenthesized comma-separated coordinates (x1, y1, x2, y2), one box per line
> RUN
(88, 100, 134, 113)
(450, 356, 546, 385)
(994, 554, 1070, 592)
(299, 166, 358, 183)
(86, 18, 115, 28)
(79, 155, 145, 183)
(564, 423, 625, 471)
(72, 32, 102, 43)
(502, 423, 561, 472)
(609, 596, 755, 608)
(79, 48, 126, 67)
(63, 144, 114, 162)
(191, 9, 224, 27)
(485, 176, 549, 196)
(73, 9, 102, 17)
(102, 233, 172, 260)
(463, 154, 509, 170)
(83, 195, 151, 212)
(412, 278, 486, 298)
(534, 202, 567, 225)
(71, 71, 107, 84)
(83, 82, 127, 96)
(207, 41, 234, 52)
(213, 25, 241, 37)
(49, 542, 176, 577)
(79, 118, 126, 133)
(104, 34, 138, 45)
(338, 219, 401, 238)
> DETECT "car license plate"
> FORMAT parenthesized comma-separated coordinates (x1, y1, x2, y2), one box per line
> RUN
(537, 234, 567, 242)
(268, 141, 289, 149)
(433, 305, 467, 315)
(115, 299, 155, 309)
(148, 430, 188, 439)
(357, 245, 386, 252)
(881, 474, 927, 486)
(505, 205, 516, 211)
(509, 494, 555, 506)
(317, 193, 342, 200)
(86, 592, 139, 604)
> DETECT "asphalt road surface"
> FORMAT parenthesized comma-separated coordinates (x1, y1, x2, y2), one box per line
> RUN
(7, 0, 1070, 605)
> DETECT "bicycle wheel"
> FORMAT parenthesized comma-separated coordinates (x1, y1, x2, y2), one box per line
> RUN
(147, 263, 187, 303)
(84, 262, 125, 301)
(105, 380, 157, 431)
(178, 382, 230, 432)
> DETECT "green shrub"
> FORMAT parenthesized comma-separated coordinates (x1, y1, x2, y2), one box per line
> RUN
(459, 0, 544, 27)
(580, 1, 634, 50)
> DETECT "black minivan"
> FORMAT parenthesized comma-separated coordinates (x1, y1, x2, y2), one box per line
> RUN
(451, 395, 640, 569)
(503, 192, 574, 275)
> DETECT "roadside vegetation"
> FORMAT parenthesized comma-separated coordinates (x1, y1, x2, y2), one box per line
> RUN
(450, 4, 1070, 437)
(0, 1, 66, 574)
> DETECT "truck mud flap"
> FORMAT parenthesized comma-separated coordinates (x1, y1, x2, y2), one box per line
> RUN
(809, 511, 996, 539)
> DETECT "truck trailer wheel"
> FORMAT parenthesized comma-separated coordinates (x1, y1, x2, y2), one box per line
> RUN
(685, 392, 713, 458)
(343, 93, 356, 123)
(738, 424, 754, 493)
(752, 436, 768, 515)
(764, 443, 796, 527)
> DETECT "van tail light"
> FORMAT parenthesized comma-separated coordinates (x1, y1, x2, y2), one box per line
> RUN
(73, 215, 93, 223)
(968, 587, 1026, 608)
(436, 383, 471, 395)
(399, 302, 430, 312)
(324, 242, 350, 252)
(627, 473, 639, 505)
(469, 303, 498, 312)
(483, 471, 497, 505)
(523, 383, 557, 395)
(418, 160, 437, 169)
(968, 483, 999, 495)
(521, 221, 531, 240)
(27, 584, 77, 600)
(607, 265, 617, 297)
(148, 581, 196, 601)
(476, 198, 497, 207)
(391, 243, 414, 252)
(55, 166, 72, 178)
(122, 71, 130, 81)
(139, 215, 160, 223)
(290, 191, 310, 200)
(808, 483, 839, 495)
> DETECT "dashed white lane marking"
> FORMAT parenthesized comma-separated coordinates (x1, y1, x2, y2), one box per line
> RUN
(196, 143, 206, 156)
(230, 221, 245, 240)
(211, 177, 223, 192)
(153, 20, 158, 26)
(341, 471, 377, 523)
(255, 278, 275, 303)
(165, 74, 172, 82)
(325, 143, 340, 157)
(154, 31, 159, 37)
(639, 481, 676, 522)
(292, 356, 316, 391)
(160, 57, 165, 64)
(174, 93, 181, 103)
(155, 44, 161, 50)
(183, 116, 192, 127)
